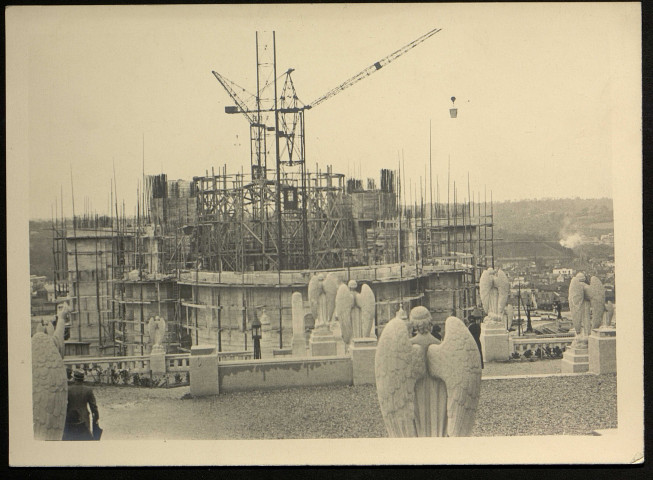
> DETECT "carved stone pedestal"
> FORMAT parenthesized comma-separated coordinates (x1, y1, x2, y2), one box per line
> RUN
(589, 327, 616, 374)
(149, 345, 166, 375)
(309, 326, 338, 357)
(351, 337, 377, 386)
(480, 322, 510, 362)
(561, 341, 589, 373)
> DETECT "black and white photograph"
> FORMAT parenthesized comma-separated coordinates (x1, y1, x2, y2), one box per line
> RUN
(7, 3, 642, 466)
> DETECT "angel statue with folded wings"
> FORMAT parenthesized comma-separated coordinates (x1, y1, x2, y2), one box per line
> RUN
(334, 280, 376, 349)
(307, 272, 340, 331)
(568, 273, 605, 346)
(479, 268, 510, 326)
(375, 306, 482, 437)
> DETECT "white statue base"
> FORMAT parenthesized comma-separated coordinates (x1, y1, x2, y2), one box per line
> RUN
(561, 338, 590, 373)
(150, 345, 166, 375)
(351, 337, 377, 386)
(309, 325, 338, 357)
(589, 327, 616, 374)
(480, 321, 510, 362)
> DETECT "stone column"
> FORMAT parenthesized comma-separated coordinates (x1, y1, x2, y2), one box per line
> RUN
(351, 337, 377, 385)
(291, 292, 306, 357)
(588, 326, 616, 374)
(479, 320, 510, 362)
(189, 345, 219, 396)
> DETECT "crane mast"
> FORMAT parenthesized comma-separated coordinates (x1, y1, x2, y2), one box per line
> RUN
(210, 27, 442, 270)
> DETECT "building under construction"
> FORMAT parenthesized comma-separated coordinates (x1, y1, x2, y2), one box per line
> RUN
(51, 28, 495, 356)
(54, 166, 494, 356)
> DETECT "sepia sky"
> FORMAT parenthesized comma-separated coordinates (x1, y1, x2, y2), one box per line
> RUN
(14, 4, 640, 219)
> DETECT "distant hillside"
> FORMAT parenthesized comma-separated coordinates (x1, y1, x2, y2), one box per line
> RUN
(493, 240, 575, 261)
(29, 197, 614, 280)
(492, 198, 613, 243)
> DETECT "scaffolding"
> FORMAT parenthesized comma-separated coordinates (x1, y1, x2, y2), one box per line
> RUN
(53, 163, 493, 356)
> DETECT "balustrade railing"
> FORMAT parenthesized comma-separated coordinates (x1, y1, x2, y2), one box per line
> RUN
(64, 353, 189, 387)
(510, 336, 574, 357)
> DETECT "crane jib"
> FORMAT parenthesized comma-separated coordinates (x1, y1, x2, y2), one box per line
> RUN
(374, 62, 382, 70)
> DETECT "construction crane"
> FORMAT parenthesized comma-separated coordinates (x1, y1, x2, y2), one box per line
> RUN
(306, 27, 442, 109)
(212, 27, 442, 171)
(211, 27, 442, 270)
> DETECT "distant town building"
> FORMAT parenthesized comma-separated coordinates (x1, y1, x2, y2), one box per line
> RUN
(44, 283, 56, 303)
(552, 267, 573, 276)
(30, 275, 47, 296)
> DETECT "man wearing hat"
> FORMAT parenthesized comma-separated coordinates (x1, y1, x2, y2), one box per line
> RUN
(63, 369, 100, 441)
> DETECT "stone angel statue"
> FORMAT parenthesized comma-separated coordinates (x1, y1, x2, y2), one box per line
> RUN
(568, 273, 605, 342)
(335, 280, 376, 346)
(147, 315, 166, 353)
(32, 300, 71, 440)
(479, 268, 509, 324)
(375, 306, 482, 437)
(307, 272, 340, 330)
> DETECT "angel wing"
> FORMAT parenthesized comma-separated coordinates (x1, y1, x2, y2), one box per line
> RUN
(568, 275, 585, 335)
(588, 276, 606, 329)
(32, 332, 68, 440)
(335, 283, 354, 345)
(357, 284, 376, 338)
(307, 275, 322, 321)
(324, 272, 341, 323)
(426, 316, 482, 437)
(375, 315, 426, 437)
(495, 270, 510, 316)
(478, 269, 494, 314)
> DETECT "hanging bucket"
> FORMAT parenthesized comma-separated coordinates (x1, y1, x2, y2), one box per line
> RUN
(449, 108, 458, 118)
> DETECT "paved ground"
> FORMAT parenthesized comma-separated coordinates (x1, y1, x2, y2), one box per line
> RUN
(93, 369, 616, 440)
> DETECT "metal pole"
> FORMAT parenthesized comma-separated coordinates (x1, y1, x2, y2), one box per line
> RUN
(273, 31, 283, 271)
(95, 216, 102, 351)
(70, 167, 83, 342)
(429, 120, 434, 257)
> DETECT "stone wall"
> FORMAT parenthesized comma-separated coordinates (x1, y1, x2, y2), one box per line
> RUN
(218, 356, 353, 393)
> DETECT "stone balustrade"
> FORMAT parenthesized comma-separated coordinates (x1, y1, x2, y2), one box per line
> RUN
(217, 351, 253, 361)
(64, 355, 152, 374)
(165, 354, 191, 372)
(63, 350, 253, 379)
(510, 336, 574, 355)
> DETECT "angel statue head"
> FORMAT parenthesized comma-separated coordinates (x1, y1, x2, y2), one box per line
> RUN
(410, 306, 432, 335)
